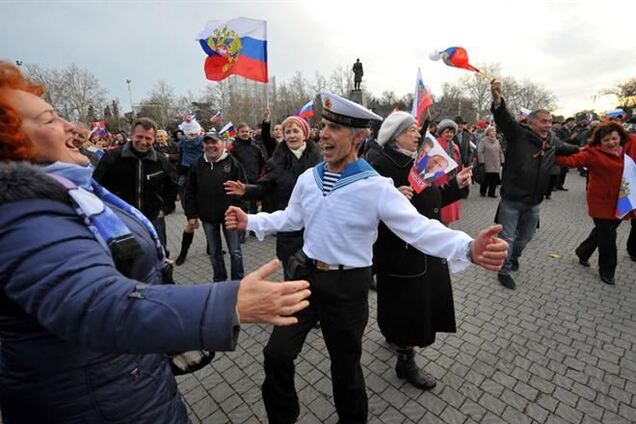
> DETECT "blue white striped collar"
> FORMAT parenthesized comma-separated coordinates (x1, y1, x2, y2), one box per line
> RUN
(312, 159, 378, 194)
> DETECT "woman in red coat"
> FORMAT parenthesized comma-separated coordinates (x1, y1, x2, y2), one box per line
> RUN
(555, 122, 636, 285)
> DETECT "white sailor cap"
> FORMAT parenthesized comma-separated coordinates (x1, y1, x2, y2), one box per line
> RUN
(320, 91, 382, 128)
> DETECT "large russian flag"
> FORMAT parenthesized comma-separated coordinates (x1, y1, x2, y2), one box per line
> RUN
(197, 18, 268, 83)
(616, 154, 636, 219)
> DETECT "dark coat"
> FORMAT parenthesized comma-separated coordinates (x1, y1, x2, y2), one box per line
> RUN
(492, 100, 579, 205)
(0, 162, 240, 423)
(93, 141, 178, 219)
(371, 146, 467, 347)
(231, 137, 266, 183)
(183, 153, 247, 224)
(244, 140, 322, 259)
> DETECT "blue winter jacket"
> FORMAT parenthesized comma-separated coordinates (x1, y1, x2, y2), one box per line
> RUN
(0, 163, 240, 423)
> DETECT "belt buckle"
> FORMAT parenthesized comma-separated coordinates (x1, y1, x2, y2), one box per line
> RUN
(315, 260, 331, 271)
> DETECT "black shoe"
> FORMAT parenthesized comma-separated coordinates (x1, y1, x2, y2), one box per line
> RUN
(629, 254, 636, 262)
(488, 194, 498, 198)
(556, 186, 569, 191)
(175, 253, 187, 266)
(498, 273, 516, 289)
(396, 349, 436, 390)
(313, 321, 321, 329)
(511, 259, 519, 272)
(577, 257, 590, 267)
(600, 275, 615, 285)
(480, 193, 486, 197)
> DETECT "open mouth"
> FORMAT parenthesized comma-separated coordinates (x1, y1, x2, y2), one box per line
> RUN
(65, 138, 80, 152)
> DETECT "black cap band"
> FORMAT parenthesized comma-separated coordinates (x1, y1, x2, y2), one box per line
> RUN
(322, 108, 371, 128)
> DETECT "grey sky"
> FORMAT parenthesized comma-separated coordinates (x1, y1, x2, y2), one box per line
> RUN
(2, 0, 634, 116)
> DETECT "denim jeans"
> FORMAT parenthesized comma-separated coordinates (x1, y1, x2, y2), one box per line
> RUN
(498, 198, 541, 275)
(202, 222, 244, 282)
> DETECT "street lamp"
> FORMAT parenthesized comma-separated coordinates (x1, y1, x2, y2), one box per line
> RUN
(126, 79, 135, 116)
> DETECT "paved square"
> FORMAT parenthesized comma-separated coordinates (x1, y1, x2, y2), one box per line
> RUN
(167, 173, 636, 423)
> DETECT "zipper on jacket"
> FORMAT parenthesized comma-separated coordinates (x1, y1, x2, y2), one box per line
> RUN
(137, 160, 143, 210)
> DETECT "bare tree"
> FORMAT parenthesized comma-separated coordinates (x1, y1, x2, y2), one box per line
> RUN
(329, 65, 353, 96)
(24, 63, 107, 123)
(460, 63, 501, 119)
(601, 77, 636, 110)
(137, 81, 181, 129)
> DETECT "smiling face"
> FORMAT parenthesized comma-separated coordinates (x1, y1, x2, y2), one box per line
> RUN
(440, 128, 456, 142)
(131, 125, 155, 153)
(203, 137, 225, 161)
(394, 122, 420, 152)
(319, 118, 363, 172)
(600, 131, 621, 149)
(283, 122, 306, 151)
(6, 89, 88, 165)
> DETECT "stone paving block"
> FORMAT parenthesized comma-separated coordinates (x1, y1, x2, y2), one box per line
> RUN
(555, 401, 584, 424)
(601, 410, 631, 424)
(526, 402, 549, 424)
(479, 392, 506, 416)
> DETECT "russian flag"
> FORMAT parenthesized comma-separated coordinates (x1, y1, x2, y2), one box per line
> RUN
(411, 68, 433, 122)
(296, 100, 314, 120)
(430, 47, 480, 72)
(616, 154, 636, 219)
(197, 18, 268, 83)
(210, 110, 223, 123)
(220, 121, 237, 138)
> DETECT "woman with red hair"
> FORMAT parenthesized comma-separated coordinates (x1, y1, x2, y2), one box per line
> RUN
(555, 122, 636, 285)
(0, 62, 310, 422)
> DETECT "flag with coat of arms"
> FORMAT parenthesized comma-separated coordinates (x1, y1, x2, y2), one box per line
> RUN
(197, 18, 268, 83)
(616, 154, 636, 219)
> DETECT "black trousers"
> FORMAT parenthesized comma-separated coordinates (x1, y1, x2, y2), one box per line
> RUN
(545, 175, 559, 197)
(262, 266, 372, 424)
(575, 218, 635, 279)
(479, 173, 499, 197)
(557, 167, 568, 188)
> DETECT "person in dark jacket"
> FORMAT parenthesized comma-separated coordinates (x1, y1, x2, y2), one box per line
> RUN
(225, 116, 322, 278)
(184, 132, 247, 282)
(0, 62, 311, 423)
(490, 79, 579, 289)
(93, 118, 178, 254)
(232, 122, 267, 240)
(454, 116, 474, 167)
(156, 128, 180, 169)
(371, 111, 473, 390)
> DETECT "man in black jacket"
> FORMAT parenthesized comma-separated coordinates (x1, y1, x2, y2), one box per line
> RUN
(232, 122, 266, 240)
(491, 80, 578, 289)
(183, 132, 247, 281)
(454, 116, 474, 167)
(94, 118, 178, 254)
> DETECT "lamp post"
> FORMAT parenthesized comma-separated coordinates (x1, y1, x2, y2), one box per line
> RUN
(126, 79, 135, 116)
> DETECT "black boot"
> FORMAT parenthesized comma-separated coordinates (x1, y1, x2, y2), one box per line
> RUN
(395, 348, 436, 390)
(175, 231, 194, 266)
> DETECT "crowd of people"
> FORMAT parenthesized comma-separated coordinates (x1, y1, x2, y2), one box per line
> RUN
(1, 59, 635, 423)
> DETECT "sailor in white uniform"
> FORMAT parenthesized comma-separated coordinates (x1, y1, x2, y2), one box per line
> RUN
(225, 92, 508, 424)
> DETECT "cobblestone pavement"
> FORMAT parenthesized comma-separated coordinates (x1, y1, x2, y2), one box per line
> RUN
(166, 173, 636, 424)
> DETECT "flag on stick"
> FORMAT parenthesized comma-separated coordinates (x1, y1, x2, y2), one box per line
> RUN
(220, 121, 237, 138)
(197, 18, 268, 82)
(411, 68, 433, 123)
(429, 47, 480, 72)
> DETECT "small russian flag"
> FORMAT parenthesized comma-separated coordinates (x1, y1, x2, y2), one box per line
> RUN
(296, 100, 314, 120)
(210, 110, 223, 123)
(220, 121, 237, 138)
(411, 68, 433, 122)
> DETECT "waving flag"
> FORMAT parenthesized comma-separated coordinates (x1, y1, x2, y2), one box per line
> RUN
(519, 107, 532, 121)
(197, 18, 268, 83)
(430, 47, 479, 72)
(411, 68, 433, 122)
(296, 100, 314, 119)
(89, 121, 108, 139)
(220, 121, 237, 138)
(210, 110, 223, 123)
(616, 154, 636, 219)
(606, 108, 627, 120)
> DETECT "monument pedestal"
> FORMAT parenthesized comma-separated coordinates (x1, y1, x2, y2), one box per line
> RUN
(348, 89, 366, 107)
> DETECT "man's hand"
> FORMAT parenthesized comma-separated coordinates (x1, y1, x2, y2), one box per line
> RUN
(471, 225, 509, 271)
(455, 166, 472, 189)
(224, 180, 247, 196)
(225, 206, 248, 231)
(397, 185, 414, 200)
(237, 259, 311, 326)
(491, 79, 502, 106)
(264, 107, 271, 123)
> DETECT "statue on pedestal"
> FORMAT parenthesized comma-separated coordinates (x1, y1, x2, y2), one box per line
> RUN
(352, 58, 363, 91)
